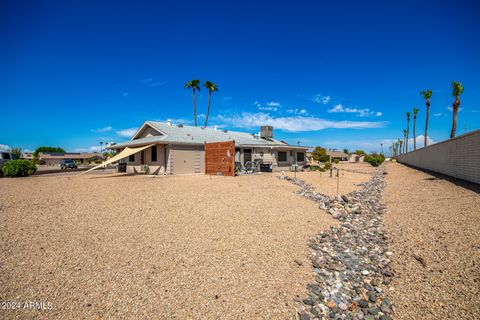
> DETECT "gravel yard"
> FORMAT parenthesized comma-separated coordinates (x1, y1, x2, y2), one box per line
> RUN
(384, 163, 480, 319)
(0, 173, 337, 319)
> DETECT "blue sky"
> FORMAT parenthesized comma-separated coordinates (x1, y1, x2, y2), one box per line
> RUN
(1, 0, 479, 154)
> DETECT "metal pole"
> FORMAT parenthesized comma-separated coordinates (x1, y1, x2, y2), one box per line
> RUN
(336, 168, 339, 196)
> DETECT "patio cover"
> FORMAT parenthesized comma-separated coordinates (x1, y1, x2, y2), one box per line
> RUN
(80, 144, 154, 175)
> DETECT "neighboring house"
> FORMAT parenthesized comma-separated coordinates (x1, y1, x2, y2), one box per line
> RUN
(109, 121, 308, 175)
(39, 152, 103, 165)
(348, 153, 365, 163)
(21, 152, 33, 160)
(327, 150, 349, 162)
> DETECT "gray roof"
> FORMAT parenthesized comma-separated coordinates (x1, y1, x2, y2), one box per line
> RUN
(111, 121, 308, 149)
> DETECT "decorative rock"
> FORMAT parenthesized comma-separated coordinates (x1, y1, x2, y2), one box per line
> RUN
(281, 169, 394, 319)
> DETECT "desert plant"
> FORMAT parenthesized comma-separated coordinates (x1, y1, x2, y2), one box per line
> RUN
(203, 81, 218, 127)
(324, 161, 331, 170)
(184, 79, 201, 126)
(406, 112, 410, 152)
(364, 153, 385, 167)
(450, 81, 464, 138)
(420, 90, 432, 147)
(413, 107, 419, 150)
(2, 159, 37, 177)
(312, 146, 330, 162)
(333, 158, 339, 164)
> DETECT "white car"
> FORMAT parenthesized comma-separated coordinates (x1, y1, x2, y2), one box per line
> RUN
(0, 151, 19, 171)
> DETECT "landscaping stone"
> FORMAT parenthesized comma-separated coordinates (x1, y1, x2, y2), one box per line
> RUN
(279, 168, 394, 320)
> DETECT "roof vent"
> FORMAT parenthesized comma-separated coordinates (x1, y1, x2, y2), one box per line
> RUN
(260, 126, 273, 140)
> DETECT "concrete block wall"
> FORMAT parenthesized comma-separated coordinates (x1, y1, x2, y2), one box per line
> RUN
(397, 129, 480, 184)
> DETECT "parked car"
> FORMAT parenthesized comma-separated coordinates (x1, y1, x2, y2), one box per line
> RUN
(60, 159, 78, 170)
(0, 151, 19, 171)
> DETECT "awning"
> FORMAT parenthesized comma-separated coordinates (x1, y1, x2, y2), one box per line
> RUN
(79, 144, 154, 175)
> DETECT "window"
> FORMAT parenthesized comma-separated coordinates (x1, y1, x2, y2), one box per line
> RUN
(277, 151, 287, 162)
(1, 153, 10, 160)
(296, 152, 305, 162)
(128, 154, 135, 162)
(151, 146, 157, 162)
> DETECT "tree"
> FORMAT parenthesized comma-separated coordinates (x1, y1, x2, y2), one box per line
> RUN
(354, 149, 366, 155)
(450, 81, 464, 138)
(33, 146, 66, 160)
(399, 139, 403, 155)
(406, 112, 410, 152)
(413, 107, 419, 150)
(420, 90, 432, 147)
(11, 147, 22, 158)
(343, 148, 349, 154)
(403, 129, 407, 153)
(184, 79, 201, 126)
(312, 146, 329, 162)
(203, 81, 218, 127)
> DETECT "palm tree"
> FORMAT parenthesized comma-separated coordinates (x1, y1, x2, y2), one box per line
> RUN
(413, 108, 419, 150)
(406, 112, 410, 152)
(399, 139, 404, 155)
(403, 129, 407, 153)
(420, 90, 432, 147)
(203, 81, 219, 127)
(184, 79, 201, 126)
(450, 81, 464, 138)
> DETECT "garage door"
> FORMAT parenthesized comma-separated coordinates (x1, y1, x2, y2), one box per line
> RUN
(170, 146, 204, 174)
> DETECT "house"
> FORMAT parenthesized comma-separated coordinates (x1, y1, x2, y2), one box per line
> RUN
(21, 152, 34, 160)
(348, 153, 365, 163)
(109, 121, 308, 175)
(39, 152, 103, 165)
(326, 150, 349, 162)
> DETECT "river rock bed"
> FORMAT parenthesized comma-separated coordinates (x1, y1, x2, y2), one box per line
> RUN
(279, 169, 394, 320)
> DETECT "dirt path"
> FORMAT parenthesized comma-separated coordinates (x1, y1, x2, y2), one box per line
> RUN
(384, 163, 480, 319)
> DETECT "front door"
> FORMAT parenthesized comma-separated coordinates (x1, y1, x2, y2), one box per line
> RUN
(244, 149, 252, 164)
(140, 150, 145, 165)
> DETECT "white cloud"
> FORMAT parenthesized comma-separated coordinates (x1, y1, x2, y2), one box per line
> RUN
(254, 101, 262, 107)
(0, 144, 11, 151)
(122, 93, 129, 97)
(74, 146, 102, 153)
(116, 128, 137, 138)
(267, 101, 281, 107)
(446, 106, 462, 112)
(286, 108, 308, 115)
(328, 104, 382, 117)
(433, 113, 443, 117)
(407, 135, 434, 150)
(92, 126, 113, 133)
(141, 78, 167, 86)
(215, 112, 387, 132)
(313, 94, 331, 104)
(258, 106, 278, 111)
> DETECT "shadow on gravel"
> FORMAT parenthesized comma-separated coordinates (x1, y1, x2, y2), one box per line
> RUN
(87, 173, 137, 179)
(401, 165, 480, 194)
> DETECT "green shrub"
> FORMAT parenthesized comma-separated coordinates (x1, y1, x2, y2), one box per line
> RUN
(333, 158, 340, 164)
(2, 160, 37, 177)
(364, 153, 385, 167)
(309, 165, 320, 171)
(324, 161, 331, 170)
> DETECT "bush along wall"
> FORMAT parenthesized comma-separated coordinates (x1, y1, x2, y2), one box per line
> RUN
(364, 154, 385, 167)
(1, 160, 38, 177)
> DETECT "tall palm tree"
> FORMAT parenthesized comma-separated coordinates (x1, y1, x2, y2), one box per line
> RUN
(184, 79, 201, 126)
(403, 129, 407, 153)
(413, 108, 419, 150)
(450, 81, 464, 138)
(420, 90, 432, 147)
(406, 112, 410, 152)
(203, 81, 219, 127)
(399, 139, 404, 155)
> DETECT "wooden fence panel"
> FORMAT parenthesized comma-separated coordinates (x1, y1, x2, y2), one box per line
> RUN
(205, 141, 235, 176)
